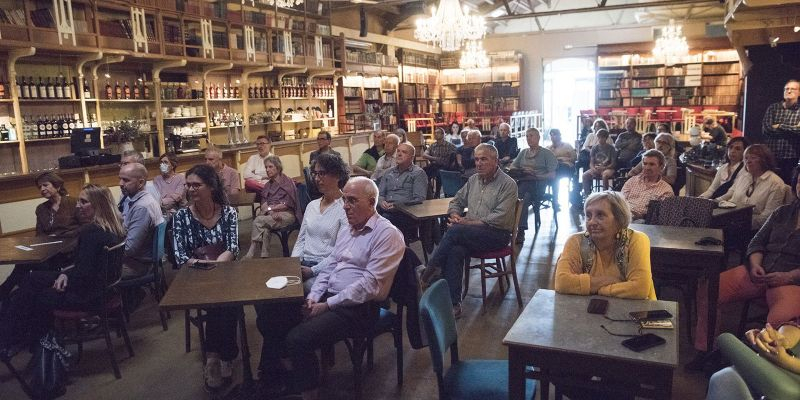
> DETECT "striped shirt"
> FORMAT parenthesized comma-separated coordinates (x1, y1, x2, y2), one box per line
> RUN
(762, 101, 800, 159)
(621, 174, 674, 220)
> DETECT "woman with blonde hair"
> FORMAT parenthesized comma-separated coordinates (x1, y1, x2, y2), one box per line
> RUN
(0, 184, 125, 352)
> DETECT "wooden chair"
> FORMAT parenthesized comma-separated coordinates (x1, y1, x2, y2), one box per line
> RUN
(268, 181, 311, 257)
(52, 241, 134, 379)
(463, 198, 524, 307)
(118, 221, 169, 330)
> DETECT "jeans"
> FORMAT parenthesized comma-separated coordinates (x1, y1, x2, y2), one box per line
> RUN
(428, 223, 510, 304)
(204, 306, 242, 361)
(707, 367, 754, 400)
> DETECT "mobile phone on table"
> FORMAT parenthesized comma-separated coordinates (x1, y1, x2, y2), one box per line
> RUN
(587, 298, 609, 314)
(621, 333, 666, 352)
(629, 309, 672, 321)
(190, 261, 217, 270)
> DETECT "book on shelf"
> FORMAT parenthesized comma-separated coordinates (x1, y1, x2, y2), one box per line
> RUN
(30, 8, 56, 29)
(0, 9, 26, 25)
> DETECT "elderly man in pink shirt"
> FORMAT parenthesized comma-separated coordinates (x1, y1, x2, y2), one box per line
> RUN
(205, 147, 241, 196)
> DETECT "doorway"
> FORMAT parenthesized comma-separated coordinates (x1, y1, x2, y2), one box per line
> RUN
(542, 57, 596, 144)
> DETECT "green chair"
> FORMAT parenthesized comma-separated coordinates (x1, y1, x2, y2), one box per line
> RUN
(717, 332, 800, 399)
(419, 279, 536, 400)
(118, 221, 169, 330)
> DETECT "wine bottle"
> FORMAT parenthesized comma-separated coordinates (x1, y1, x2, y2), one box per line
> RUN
(143, 82, 150, 100)
(44, 115, 53, 138)
(233, 85, 239, 99)
(46, 77, 56, 99)
(114, 81, 122, 99)
(248, 83, 253, 99)
(69, 113, 77, 130)
(123, 81, 131, 99)
(105, 81, 113, 99)
(37, 77, 46, 98)
(20, 77, 29, 99)
(0, 78, 6, 99)
(133, 81, 140, 99)
(83, 79, 91, 99)
(58, 114, 67, 137)
(55, 77, 64, 99)
(74, 113, 83, 129)
(64, 77, 73, 99)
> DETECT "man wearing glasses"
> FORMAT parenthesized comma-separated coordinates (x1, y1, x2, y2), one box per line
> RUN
(762, 79, 800, 183)
(308, 130, 341, 166)
(243, 135, 274, 192)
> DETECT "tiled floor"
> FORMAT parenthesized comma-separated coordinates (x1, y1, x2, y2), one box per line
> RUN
(1, 186, 724, 399)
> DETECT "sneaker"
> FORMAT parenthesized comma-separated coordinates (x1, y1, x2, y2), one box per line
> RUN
(453, 303, 462, 319)
(204, 358, 223, 390)
(220, 360, 233, 383)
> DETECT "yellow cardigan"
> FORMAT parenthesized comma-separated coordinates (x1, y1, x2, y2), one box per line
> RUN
(555, 230, 657, 300)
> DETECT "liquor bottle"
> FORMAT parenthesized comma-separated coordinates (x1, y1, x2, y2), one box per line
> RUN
(232, 84, 239, 99)
(247, 84, 253, 99)
(46, 77, 56, 99)
(114, 81, 122, 99)
(90, 113, 98, 128)
(258, 83, 264, 99)
(34, 115, 43, 138)
(215, 83, 221, 99)
(27, 77, 37, 99)
(37, 77, 46, 98)
(74, 113, 83, 129)
(64, 77, 73, 99)
(133, 81, 140, 99)
(143, 82, 150, 100)
(20, 77, 29, 99)
(0, 78, 6, 99)
(55, 77, 64, 99)
(58, 114, 67, 136)
(105, 81, 113, 99)
(31, 115, 38, 138)
(123, 81, 131, 99)
(0, 124, 9, 141)
(22, 115, 30, 140)
(68, 113, 77, 130)
(83, 79, 91, 99)
(43, 115, 52, 138)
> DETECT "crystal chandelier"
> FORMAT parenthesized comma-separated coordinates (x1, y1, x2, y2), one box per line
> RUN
(653, 19, 689, 65)
(459, 41, 489, 69)
(414, 0, 486, 52)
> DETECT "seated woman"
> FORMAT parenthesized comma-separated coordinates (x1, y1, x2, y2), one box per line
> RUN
(555, 191, 656, 300)
(244, 155, 301, 259)
(0, 184, 124, 351)
(172, 164, 239, 391)
(691, 179, 800, 365)
(291, 153, 349, 290)
(717, 144, 787, 230)
(699, 137, 749, 200)
(0, 172, 82, 301)
(152, 152, 186, 217)
(445, 123, 463, 148)
(626, 133, 678, 186)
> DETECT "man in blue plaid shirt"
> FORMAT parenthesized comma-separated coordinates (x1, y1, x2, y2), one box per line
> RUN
(762, 79, 800, 183)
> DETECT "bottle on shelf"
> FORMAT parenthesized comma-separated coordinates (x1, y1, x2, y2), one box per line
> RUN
(232, 84, 239, 99)
(64, 77, 73, 99)
(123, 81, 131, 99)
(105, 81, 113, 99)
(0, 124, 9, 141)
(176, 82, 185, 100)
(28, 76, 37, 99)
(0, 78, 6, 99)
(83, 79, 91, 99)
(55, 77, 64, 99)
(36, 115, 44, 138)
(143, 82, 150, 100)
(37, 77, 46, 99)
(46, 77, 55, 99)
(114, 81, 122, 99)
(74, 113, 84, 129)
(133, 81, 141, 100)
(248, 84, 253, 99)
(59, 114, 69, 136)
(19, 77, 28, 99)
(89, 113, 98, 128)
(222, 82, 229, 99)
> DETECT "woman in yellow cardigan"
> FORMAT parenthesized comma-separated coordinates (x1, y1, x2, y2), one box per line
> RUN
(555, 191, 656, 300)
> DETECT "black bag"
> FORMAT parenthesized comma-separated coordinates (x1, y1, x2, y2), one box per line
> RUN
(30, 333, 70, 399)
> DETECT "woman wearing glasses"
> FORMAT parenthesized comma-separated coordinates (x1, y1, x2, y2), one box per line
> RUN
(172, 164, 239, 391)
(716, 144, 788, 230)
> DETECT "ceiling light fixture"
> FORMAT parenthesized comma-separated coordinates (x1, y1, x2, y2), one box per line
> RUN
(265, 0, 303, 8)
(459, 40, 489, 69)
(414, 0, 486, 52)
(652, 19, 689, 66)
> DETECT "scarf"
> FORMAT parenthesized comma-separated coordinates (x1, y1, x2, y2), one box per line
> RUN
(580, 228, 633, 279)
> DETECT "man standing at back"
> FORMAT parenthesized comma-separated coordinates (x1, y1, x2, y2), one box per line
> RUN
(420, 144, 518, 318)
(119, 163, 165, 279)
(762, 79, 800, 183)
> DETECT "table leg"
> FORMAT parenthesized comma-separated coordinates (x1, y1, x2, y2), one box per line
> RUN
(706, 256, 723, 352)
(508, 346, 526, 400)
(239, 312, 254, 388)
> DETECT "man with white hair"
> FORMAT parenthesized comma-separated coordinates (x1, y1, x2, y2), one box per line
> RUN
(254, 177, 404, 399)
(371, 133, 400, 183)
(379, 142, 428, 241)
(494, 122, 519, 166)
(205, 147, 241, 196)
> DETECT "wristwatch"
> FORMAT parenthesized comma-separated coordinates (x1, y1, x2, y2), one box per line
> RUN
(267, 206, 273, 213)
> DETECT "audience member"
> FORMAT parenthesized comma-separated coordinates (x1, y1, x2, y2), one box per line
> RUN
(152, 152, 186, 217)
(578, 118, 612, 172)
(0, 172, 81, 301)
(379, 142, 428, 241)
(615, 117, 644, 167)
(628, 132, 656, 169)
(244, 155, 301, 259)
(761, 79, 800, 184)
(494, 122, 519, 165)
(243, 135, 274, 192)
(394, 128, 411, 144)
(621, 149, 674, 220)
(699, 137, 749, 199)
(371, 133, 400, 183)
(291, 154, 349, 291)
(422, 127, 457, 197)
(703, 117, 728, 146)
(119, 163, 164, 279)
(172, 164, 239, 391)
(581, 129, 616, 196)
(691, 180, 800, 365)
(420, 144, 518, 317)
(0, 184, 124, 353)
(446, 122, 463, 147)
(352, 131, 386, 176)
(205, 147, 241, 196)
(627, 133, 678, 186)
(309, 131, 341, 166)
(548, 128, 577, 209)
(119, 150, 160, 201)
(717, 144, 787, 230)
(254, 177, 404, 399)
(656, 123, 670, 134)
(457, 130, 482, 176)
(510, 127, 557, 240)
(555, 191, 655, 299)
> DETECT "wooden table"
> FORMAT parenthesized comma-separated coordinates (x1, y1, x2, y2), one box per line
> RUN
(229, 192, 256, 207)
(504, 290, 678, 400)
(631, 223, 724, 351)
(712, 204, 754, 253)
(0, 236, 76, 265)
(159, 258, 304, 389)
(394, 197, 454, 221)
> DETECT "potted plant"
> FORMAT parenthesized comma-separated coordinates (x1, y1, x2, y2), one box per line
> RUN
(105, 119, 147, 154)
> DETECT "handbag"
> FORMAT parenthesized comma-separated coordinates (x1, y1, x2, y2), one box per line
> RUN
(30, 332, 70, 399)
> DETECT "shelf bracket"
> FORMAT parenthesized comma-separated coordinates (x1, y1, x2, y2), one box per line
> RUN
(7, 47, 36, 174)
(277, 67, 308, 81)
(202, 63, 234, 82)
(90, 55, 125, 82)
(75, 52, 103, 122)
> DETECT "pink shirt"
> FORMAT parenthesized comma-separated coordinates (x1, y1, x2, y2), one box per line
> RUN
(621, 174, 674, 219)
(218, 165, 241, 196)
(309, 212, 405, 309)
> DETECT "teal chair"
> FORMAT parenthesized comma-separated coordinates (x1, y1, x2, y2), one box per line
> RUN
(438, 170, 465, 198)
(118, 221, 168, 330)
(419, 280, 536, 400)
(718, 332, 800, 399)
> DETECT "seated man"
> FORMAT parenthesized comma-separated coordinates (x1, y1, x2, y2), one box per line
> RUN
(547, 128, 577, 210)
(422, 127, 457, 198)
(628, 132, 656, 169)
(457, 130, 482, 176)
(255, 177, 405, 399)
(351, 131, 386, 177)
(494, 122, 519, 166)
(120, 150, 160, 201)
(509, 127, 557, 241)
(379, 142, 428, 241)
(615, 117, 643, 167)
(243, 135, 273, 193)
(703, 117, 728, 147)
(309, 130, 341, 166)
(205, 146, 241, 196)
(620, 149, 674, 220)
(420, 144, 518, 317)
(371, 133, 399, 183)
(581, 129, 616, 196)
(118, 163, 165, 279)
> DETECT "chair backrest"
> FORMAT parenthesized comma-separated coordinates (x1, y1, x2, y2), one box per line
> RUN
(389, 247, 427, 349)
(439, 170, 464, 198)
(509, 198, 523, 248)
(295, 181, 312, 215)
(419, 280, 459, 378)
(151, 222, 167, 276)
(104, 241, 127, 290)
(648, 196, 715, 227)
(303, 166, 322, 200)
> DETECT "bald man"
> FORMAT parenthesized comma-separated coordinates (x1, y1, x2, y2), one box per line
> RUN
(205, 147, 241, 196)
(119, 163, 164, 279)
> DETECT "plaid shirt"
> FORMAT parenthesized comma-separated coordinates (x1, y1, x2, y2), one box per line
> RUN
(621, 174, 674, 219)
(426, 140, 456, 166)
(762, 101, 800, 159)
